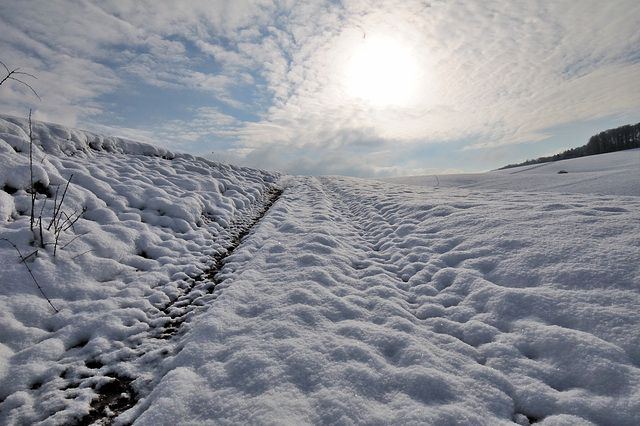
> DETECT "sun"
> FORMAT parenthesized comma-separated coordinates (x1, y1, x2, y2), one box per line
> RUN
(345, 36, 419, 107)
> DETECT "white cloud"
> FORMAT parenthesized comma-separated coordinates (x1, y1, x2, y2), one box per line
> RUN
(143, 107, 243, 153)
(1, 0, 639, 175)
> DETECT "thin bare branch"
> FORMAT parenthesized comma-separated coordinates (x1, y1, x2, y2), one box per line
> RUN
(71, 249, 94, 260)
(0, 61, 41, 101)
(0, 238, 58, 313)
(29, 110, 36, 230)
(60, 231, 89, 251)
(62, 210, 83, 233)
(48, 175, 73, 231)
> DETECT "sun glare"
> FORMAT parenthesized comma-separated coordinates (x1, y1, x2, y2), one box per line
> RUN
(346, 37, 419, 107)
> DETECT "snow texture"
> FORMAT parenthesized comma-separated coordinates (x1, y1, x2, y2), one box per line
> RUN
(1, 114, 639, 425)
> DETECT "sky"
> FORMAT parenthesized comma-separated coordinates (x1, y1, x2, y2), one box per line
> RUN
(0, 0, 639, 177)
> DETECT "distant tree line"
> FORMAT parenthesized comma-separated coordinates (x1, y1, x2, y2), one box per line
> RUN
(499, 121, 640, 170)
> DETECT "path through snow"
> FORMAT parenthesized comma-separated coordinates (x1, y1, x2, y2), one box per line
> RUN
(135, 176, 640, 425)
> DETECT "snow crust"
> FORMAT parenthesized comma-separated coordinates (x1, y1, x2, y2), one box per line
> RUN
(1, 114, 639, 425)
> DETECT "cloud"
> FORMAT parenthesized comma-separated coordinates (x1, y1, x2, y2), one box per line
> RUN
(238, 144, 398, 178)
(224, 0, 640, 174)
(0, 0, 277, 122)
(420, 0, 640, 146)
(1, 0, 639, 176)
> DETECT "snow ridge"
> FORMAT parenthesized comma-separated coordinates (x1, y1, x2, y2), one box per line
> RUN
(0, 114, 283, 424)
(77, 185, 283, 424)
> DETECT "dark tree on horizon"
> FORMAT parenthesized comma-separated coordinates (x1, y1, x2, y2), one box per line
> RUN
(499, 121, 640, 170)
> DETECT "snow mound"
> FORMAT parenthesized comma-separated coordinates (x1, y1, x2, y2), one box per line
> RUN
(0, 114, 282, 424)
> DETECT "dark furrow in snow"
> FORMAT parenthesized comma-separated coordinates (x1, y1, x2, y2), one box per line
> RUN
(50, 185, 284, 426)
(157, 186, 283, 340)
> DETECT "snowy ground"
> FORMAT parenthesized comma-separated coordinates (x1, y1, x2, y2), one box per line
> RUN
(385, 148, 640, 197)
(1, 115, 639, 425)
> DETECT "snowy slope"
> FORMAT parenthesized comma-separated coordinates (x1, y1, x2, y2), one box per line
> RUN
(386, 148, 640, 196)
(1, 115, 640, 425)
(0, 114, 282, 424)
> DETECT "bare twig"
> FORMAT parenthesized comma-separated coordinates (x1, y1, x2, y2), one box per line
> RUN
(29, 110, 36, 230)
(61, 209, 83, 232)
(0, 238, 58, 313)
(38, 215, 44, 248)
(53, 211, 77, 256)
(48, 174, 73, 231)
(22, 249, 39, 262)
(0, 61, 41, 101)
(60, 231, 89, 251)
(40, 175, 82, 256)
(71, 249, 94, 260)
(38, 197, 47, 219)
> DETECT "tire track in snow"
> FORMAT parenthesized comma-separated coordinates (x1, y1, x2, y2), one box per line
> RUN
(319, 178, 481, 330)
(317, 178, 545, 418)
(318, 177, 626, 424)
(318, 177, 433, 319)
(32, 185, 283, 426)
(316, 178, 537, 419)
(157, 185, 284, 340)
(320, 178, 506, 364)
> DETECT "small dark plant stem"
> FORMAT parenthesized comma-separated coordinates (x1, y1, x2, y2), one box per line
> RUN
(38, 216, 44, 249)
(36, 199, 46, 248)
(47, 184, 60, 234)
(61, 209, 82, 232)
(53, 208, 82, 256)
(38, 197, 47, 218)
(0, 61, 41, 100)
(48, 174, 73, 231)
(71, 249, 93, 260)
(29, 109, 35, 230)
(53, 232, 59, 257)
(0, 238, 58, 313)
(60, 231, 88, 251)
(22, 249, 38, 262)
(48, 187, 60, 231)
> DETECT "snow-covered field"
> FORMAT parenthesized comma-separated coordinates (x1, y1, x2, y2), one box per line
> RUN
(1, 115, 639, 425)
(386, 148, 640, 197)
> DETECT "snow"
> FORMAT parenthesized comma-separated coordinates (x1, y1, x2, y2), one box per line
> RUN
(1, 114, 640, 425)
(385, 148, 640, 197)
